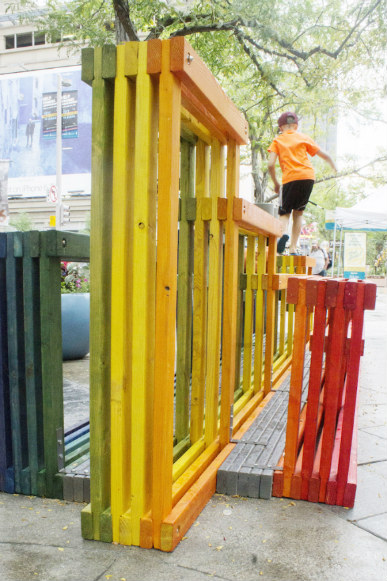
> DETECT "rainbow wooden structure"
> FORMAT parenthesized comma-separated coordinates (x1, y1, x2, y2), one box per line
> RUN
(79, 38, 320, 552)
(272, 277, 377, 507)
(0, 36, 375, 554)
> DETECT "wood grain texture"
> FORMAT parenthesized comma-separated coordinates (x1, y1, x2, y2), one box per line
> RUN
(152, 39, 181, 549)
(110, 42, 136, 545)
(170, 37, 248, 145)
(84, 46, 114, 542)
(219, 142, 240, 446)
(190, 140, 210, 444)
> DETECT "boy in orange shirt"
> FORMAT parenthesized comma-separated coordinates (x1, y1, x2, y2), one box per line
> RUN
(268, 112, 337, 254)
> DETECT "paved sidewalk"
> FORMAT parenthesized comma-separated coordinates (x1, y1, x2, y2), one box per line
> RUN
(0, 290, 386, 581)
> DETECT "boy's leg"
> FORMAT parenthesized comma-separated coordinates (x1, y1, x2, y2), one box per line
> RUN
(277, 213, 290, 253)
(289, 210, 304, 253)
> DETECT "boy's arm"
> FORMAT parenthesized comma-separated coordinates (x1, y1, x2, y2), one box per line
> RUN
(267, 151, 281, 193)
(316, 149, 337, 173)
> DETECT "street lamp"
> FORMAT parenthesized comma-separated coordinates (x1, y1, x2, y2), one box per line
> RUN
(55, 75, 71, 229)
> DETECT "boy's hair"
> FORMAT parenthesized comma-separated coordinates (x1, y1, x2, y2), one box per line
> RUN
(278, 111, 299, 127)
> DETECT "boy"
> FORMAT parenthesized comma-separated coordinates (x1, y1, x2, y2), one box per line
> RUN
(268, 112, 337, 254)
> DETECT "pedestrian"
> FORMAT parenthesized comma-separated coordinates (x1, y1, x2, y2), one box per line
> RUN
(26, 119, 35, 148)
(268, 112, 337, 254)
(309, 240, 329, 276)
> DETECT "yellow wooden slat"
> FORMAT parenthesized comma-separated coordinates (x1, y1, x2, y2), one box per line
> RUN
(279, 256, 287, 355)
(204, 140, 224, 447)
(263, 235, 277, 395)
(110, 42, 136, 545)
(126, 41, 158, 546)
(287, 256, 295, 357)
(253, 235, 266, 394)
(172, 438, 206, 482)
(190, 140, 210, 443)
(152, 39, 181, 550)
(242, 236, 255, 393)
(219, 141, 240, 447)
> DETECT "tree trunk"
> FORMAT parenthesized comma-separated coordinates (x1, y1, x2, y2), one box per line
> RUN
(252, 146, 264, 204)
(115, 15, 130, 43)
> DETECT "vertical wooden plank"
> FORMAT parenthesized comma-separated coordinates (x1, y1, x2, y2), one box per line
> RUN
(152, 38, 181, 550)
(23, 232, 45, 496)
(175, 139, 195, 442)
(204, 140, 224, 446)
(282, 278, 308, 497)
(110, 42, 136, 545)
(128, 41, 158, 546)
(279, 257, 287, 355)
(301, 279, 327, 500)
(39, 231, 63, 499)
(0, 234, 13, 492)
(253, 235, 266, 394)
(242, 236, 255, 393)
(318, 280, 347, 503)
(7, 233, 30, 494)
(190, 140, 210, 444)
(336, 282, 365, 505)
(263, 236, 277, 395)
(82, 45, 115, 542)
(219, 141, 240, 447)
(234, 235, 245, 393)
(286, 256, 295, 357)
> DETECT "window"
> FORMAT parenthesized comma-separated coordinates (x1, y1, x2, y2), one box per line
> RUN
(34, 32, 45, 46)
(4, 31, 46, 50)
(16, 33, 33, 48)
(5, 35, 15, 50)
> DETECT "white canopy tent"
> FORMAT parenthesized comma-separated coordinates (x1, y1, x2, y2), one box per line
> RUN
(334, 189, 387, 231)
(331, 189, 387, 275)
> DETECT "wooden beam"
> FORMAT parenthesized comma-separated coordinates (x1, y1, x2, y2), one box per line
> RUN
(170, 37, 248, 145)
(233, 198, 283, 237)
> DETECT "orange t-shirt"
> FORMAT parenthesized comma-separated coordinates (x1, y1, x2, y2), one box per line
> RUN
(268, 130, 320, 184)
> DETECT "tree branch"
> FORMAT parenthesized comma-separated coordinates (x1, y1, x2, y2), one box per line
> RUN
(112, 0, 139, 41)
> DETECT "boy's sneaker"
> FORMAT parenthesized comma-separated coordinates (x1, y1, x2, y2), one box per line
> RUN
(277, 234, 289, 254)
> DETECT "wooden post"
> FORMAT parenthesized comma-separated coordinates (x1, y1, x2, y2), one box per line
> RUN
(190, 140, 210, 444)
(219, 141, 240, 447)
(81, 45, 115, 542)
(152, 39, 181, 549)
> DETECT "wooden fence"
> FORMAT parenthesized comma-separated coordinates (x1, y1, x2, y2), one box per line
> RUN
(0, 231, 89, 498)
(80, 38, 316, 552)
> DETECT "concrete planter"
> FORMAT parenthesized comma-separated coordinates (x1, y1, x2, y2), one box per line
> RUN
(61, 293, 90, 360)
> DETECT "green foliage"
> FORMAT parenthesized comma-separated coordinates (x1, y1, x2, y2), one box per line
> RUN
(367, 232, 387, 275)
(9, 212, 33, 231)
(61, 262, 90, 293)
(9, 0, 386, 202)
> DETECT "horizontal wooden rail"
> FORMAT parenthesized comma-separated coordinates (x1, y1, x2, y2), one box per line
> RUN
(233, 199, 283, 238)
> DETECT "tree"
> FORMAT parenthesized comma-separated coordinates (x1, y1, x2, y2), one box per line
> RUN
(11, 0, 387, 202)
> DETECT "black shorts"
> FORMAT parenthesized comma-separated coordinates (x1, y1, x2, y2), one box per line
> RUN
(279, 179, 314, 216)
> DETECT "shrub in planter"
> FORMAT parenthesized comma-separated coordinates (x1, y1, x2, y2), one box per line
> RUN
(61, 262, 90, 360)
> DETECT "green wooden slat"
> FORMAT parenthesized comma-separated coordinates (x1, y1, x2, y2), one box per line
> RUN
(234, 235, 245, 392)
(39, 231, 63, 499)
(44, 230, 90, 261)
(80, 45, 114, 543)
(82, 47, 94, 86)
(23, 232, 45, 497)
(101, 45, 116, 79)
(7, 233, 30, 494)
(175, 140, 195, 443)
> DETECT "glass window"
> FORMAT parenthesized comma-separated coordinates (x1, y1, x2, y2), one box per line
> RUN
(16, 33, 33, 48)
(34, 32, 45, 46)
(5, 35, 15, 49)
